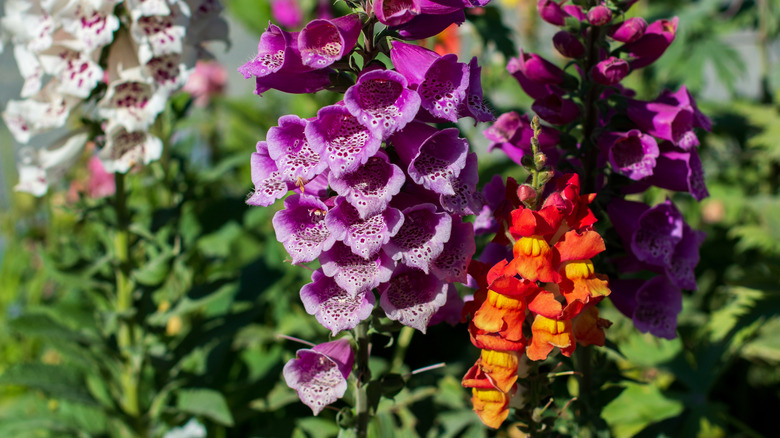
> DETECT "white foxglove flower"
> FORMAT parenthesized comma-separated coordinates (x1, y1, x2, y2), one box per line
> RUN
(59, 0, 120, 51)
(98, 70, 168, 131)
(2, 84, 77, 143)
(130, 10, 188, 64)
(15, 132, 88, 195)
(98, 123, 163, 173)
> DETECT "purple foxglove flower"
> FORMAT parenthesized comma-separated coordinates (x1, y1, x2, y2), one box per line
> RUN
(623, 17, 678, 69)
(271, 0, 304, 28)
(344, 69, 421, 140)
(430, 220, 475, 283)
(484, 112, 560, 165)
(247, 141, 293, 207)
(537, 0, 568, 26)
(553, 31, 585, 58)
(328, 151, 406, 219)
(563, 4, 587, 21)
(609, 276, 682, 339)
(378, 265, 448, 332)
(283, 338, 354, 414)
(440, 152, 482, 215)
(299, 15, 362, 69)
(511, 50, 565, 85)
(325, 197, 404, 260)
(631, 200, 684, 267)
(390, 41, 469, 122)
(320, 242, 395, 296)
(473, 175, 505, 235)
(666, 223, 706, 290)
(643, 142, 709, 201)
(587, 5, 612, 26)
(266, 115, 327, 184)
(306, 104, 382, 178)
(295, 171, 331, 199)
(238, 23, 291, 79)
(658, 85, 712, 131)
(390, 123, 469, 196)
(395, 10, 466, 40)
(609, 17, 647, 43)
(428, 284, 464, 327)
(300, 270, 375, 334)
(627, 85, 708, 150)
(599, 129, 659, 180)
(507, 58, 562, 100)
(385, 203, 452, 273)
(591, 56, 629, 86)
(460, 57, 495, 123)
(374, 0, 422, 26)
(272, 194, 336, 263)
(532, 93, 580, 125)
(254, 69, 334, 96)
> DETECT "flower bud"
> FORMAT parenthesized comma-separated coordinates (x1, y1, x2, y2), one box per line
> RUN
(590, 56, 629, 86)
(537, 0, 568, 26)
(532, 94, 580, 125)
(609, 17, 647, 43)
(553, 31, 585, 58)
(517, 184, 537, 205)
(587, 5, 612, 26)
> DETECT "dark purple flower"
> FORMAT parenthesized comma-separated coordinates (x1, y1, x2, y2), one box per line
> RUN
(374, 0, 421, 26)
(537, 0, 568, 26)
(272, 194, 336, 264)
(623, 17, 678, 69)
(247, 141, 293, 207)
(266, 115, 327, 184)
(666, 223, 706, 290)
(484, 111, 560, 165)
(306, 104, 382, 178)
(553, 31, 585, 58)
(378, 265, 448, 332)
(299, 15, 362, 69)
(609, 17, 647, 43)
(631, 200, 684, 267)
(507, 54, 564, 100)
(300, 270, 375, 334)
(385, 203, 452, 273)
(460, 57, 495, 123)
(627, 85, 708, 151)
(473, 174, 505, 235)
(283, 338, 354, 414)
(325, 197, 404, 259)
(328, 151, 406, 219)
(643, 141, 709, 201)
(532, 93, 580, 125)
(271, 0, 303, 28)
(254, 69, 334, 96)
(428, 284, 464, 326)
(430, 220, 475, 282)
(396, 10, 466, 40)
(440, 152, 482, 215)
(587, 5, 612, 26)
(599, 129, 659, 180)
(591, 56, 629, 86)
(344, 69, 421, 140)
(511, 50, 565, 85)
(609, 276, 682, 339)
(320, 242, 395, 296)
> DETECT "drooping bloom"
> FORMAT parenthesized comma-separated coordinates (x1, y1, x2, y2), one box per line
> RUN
(627, 85, 711, 151)
(271, 194, 336, 264)
(343, 69, 421, 140)
(598, 129, 659, 180)
(283, 338, 354, 415)
(300, 270, 375, 334)
(377, 265, 448, 332)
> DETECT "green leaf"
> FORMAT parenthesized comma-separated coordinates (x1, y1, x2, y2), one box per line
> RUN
(0, 363, 95, 405)
(176, 388, 234, 426)
(602, 382, 684, 438)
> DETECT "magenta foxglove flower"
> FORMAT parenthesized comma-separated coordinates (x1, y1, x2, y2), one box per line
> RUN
(599, 129, 659, 180)
(511, 50, 565, 85)
(299, 15, 361, 69)
(272, 194, 336, 264)
(484, 111, 560, 166)
(591, 57, 629, 86)
(609, 276, 682, 339)
(428, 284, 465, 326)
(283, 338, 354, 415)
(623, 17, 678, 69)
(306, 104, 382, 178)
(507, 55, 563, 100)
(238, 24, 291, 79)
(374, 0, 421, 26)
(532, 93, 580, 125)
(266, 114, 327, 184)
(553, 31, 585, 58)
(462, 58, 495, 123)
(325, 197, 404, 260)
(473, 175, 505, 235)
(537, 0, 568, 26)
(395, 10, 465, 40)
(344, 69, 421, 140)
(378, 265, 449, 332)
(439, 152, 482, 216)
(430, 220, 476, 283)
(627, 85, 709, 151)
(247, 141, 292, 206)
(586, 5, 612, 26)
(643, 141, 709, 201)
(301, 270, 376, 335)
(609, 17, 647, 43)
(328, 152, 406, 219)
(320, 242, 395, 296)
(385, 203, 452, 273)
(271, 0, 304, 28)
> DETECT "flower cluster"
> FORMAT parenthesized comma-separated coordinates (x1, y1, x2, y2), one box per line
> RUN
(373, 0, 490, 40)
(1, 0, 226, 195)
(462, 174, 612, 428)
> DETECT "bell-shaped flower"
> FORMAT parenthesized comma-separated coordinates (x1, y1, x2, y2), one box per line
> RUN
(590, 56, 629, 86)
(300, 270, 375, 335)
(328, 151, 406, 219)
(1, 0, 56, 53)
(598, 129, 659, 180)
(627, 85, 709, 151)
(299, 14, 361, 69)
(144, 52, 194, 91)
(637, 141, 709, 200)
(37, 45, 104, 99)
(586, 5, 612, 26)
(631, 200, 684, 267)
(3, 85, 77, 144)
(320, 242, 395, 296)
(125, 0, 174, 19)
(509, 50, 565, 86)
(609, 17, 647, 43)
(484, 112, 560, 166)
(13, 133, 88, 196)
(473, 175, 506, 235)
(266, 114, 327, 184)
(247, 141, 293, 207)
(271, 0, 304, 28)
(531, 92, 580, 125)
(98, 124, 163, 173)
(58, 0, 120, 51)
(430, 220, 475, 283)
(238, 23, 297, 79)
(272, 194, 336, 264)
(283, 338, 354, 415)
(98, 72, 168, 132)
(378, 265, 448, 332)
(440, 152, 482, 216)
(344, 69, 421, 140)
(609, 276, 682, 339)
(384, 203, 452, 274)
(395, 9, 466, 40)
(460, 57, 495, 123)
(622, 17, 678, 69)
(254, 68, 334, 96)
(325, 197, 404, 260)
(130, 10, 188, 64)
(306, 104, 382, 178)
(429, 284, 465, 326)
(553, 31, 585, 58)
(537, 0, 569, 26)
(374, 0, 421, 26)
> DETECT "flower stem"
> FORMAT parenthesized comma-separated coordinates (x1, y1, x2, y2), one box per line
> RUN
(390, 325, 415, 373)
(354, 321, 371, 438)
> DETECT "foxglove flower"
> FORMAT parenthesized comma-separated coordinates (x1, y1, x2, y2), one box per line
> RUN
(300, 270, 375, 335)
(537, 0, 568, 26)
(395, 10, 466, 40)
(320, 242, 395, 296)
(247, 141, 293, 207)
(3, 87, 76, 144)
(591, 57, 629, 86)
(378, 265, 448, 332)
(325, 197, 404, 260)
(610, 277, 682, 339)
(271, 0, 304, 28)
(627, 85, 709, 151)
(553, 31, 585, 58)
(328, 152, 406, 219)
(440, 152, 482, 216)
(98, 76, 168, 132)
(385, 203, 452, 273)
(343, 69, 421, 140)
(373, 0, 421, 26)
(532, 93, 580, 125)
(484, 111, 560, 166)
(98, 124, 163, 173)
(623, 17, 678, 69)
(238, 23, 297, 79)
(599, 129, 659, 180)
(431, 220, 476, 283)
(14, 133, 88, 196)
(641, 142, 709, 200)
(299, 15, 361, 69)
(609, 17, 647, 43)
(283, 338, 354, 415)
(586, 5, 612, 26)
(266, 114, 327, 184)
(272, 194, 336, 264)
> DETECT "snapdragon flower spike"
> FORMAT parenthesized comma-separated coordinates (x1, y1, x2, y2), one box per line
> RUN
(320, 242, 395, 296)
(325, 197, 404, 260)
(283, 338, 354, 415)
(599, 129, 659, 180)
(390, 41, 469, 122)
(300, 270, 375, 335)
(610, 277, 682, 339)
(328, 151, 406, 219)
(247, 141, 293, 207)
(374, 0, 421, 26)
(343, 69, 421, 141)
(266, 114, 327, 184)
(306, 104, 382, 178)
(378, 264, 448, 332)
(622, 17, 678, 69)
(385, 203, 453, 273)
(299, 14, 361, 69)
(272, 194, 336, 264)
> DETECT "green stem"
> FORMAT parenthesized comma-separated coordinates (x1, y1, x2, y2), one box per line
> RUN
(354, 321, 371, 438)
(581, 26, 602, 194)
(390, 326, 415, 373)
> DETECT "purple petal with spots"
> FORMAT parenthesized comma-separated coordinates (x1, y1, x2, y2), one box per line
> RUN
(344, 69, 421, 140)
(473, 175, 505, 235)
(627, 85, 707, 151)
(378, 265, 448, 332)
(665, 224, 705, 290)
(632, 276, 682, 339)
(299, 14, 361, 69)
(385, 203, 452, 273)
(644, 141, 709, 201)
(599, 129, 659, 180)
(306, 105, 382, 178)
(631, 200, 684, 267)
(431, 220, 475, 283)
(460, 57, 495, 124)
(328, 151, 406, 219)
(247, 141, 292, 206)
(272, 194, 335, 264)
(428, 284, 464, 327)
(374, 0, 422, 27)
(294, 171, 330, 199)
(440, 152, 482, 215)
(320, 242, 395, 296)
(238, 23, 289, 78)
(326, 197, 404, 259)
(300, 270, 375, 335)
(267, 115, 327, 183)
(283, 338, 354, 415)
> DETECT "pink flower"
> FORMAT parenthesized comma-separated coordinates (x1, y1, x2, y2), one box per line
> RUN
(183, 60, 227, 107)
